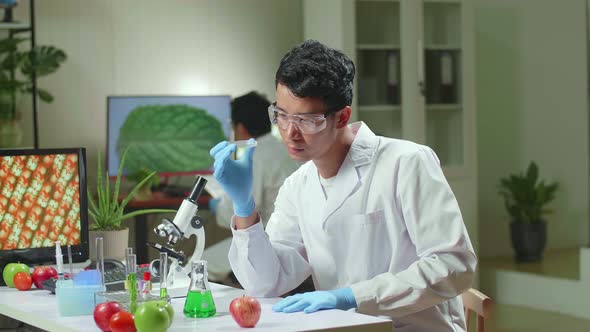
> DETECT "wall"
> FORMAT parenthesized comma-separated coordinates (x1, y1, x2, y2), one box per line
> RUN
(18, 0, 302, 187)
(475, 0, 589, 257)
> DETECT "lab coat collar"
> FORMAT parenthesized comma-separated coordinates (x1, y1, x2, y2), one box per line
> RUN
(318, 121, 380, 226)
(348, 121, 379, 167)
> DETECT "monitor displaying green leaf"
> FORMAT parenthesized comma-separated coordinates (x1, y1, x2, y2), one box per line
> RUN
(107, 96, 231, 176)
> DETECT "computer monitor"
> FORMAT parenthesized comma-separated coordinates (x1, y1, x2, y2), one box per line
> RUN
(0, 148, 89, 266)
(107, 95, 232, 177)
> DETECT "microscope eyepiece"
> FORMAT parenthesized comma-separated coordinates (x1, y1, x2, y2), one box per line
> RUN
(188, 176, 208, 202)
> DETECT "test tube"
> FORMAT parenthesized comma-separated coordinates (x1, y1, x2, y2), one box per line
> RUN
(96, 237, 105, 290)
(126, 254, 138, 313)
(125, 247, 133, 274)
(55, 241, 64, 281)
(67, 244, 73, 279)
(159, 252, 168, 300)
(228, 139, 257, 148)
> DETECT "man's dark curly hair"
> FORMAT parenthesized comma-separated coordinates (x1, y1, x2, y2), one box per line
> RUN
(275, 40, 355, 114)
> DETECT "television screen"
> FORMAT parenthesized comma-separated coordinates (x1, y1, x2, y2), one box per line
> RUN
(107, 95, 231, 177)
(0, 148, 89, 264)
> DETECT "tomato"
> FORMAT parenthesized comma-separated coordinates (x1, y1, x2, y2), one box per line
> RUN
(109, 311, 136, 332)
(13, 271, 33, 291)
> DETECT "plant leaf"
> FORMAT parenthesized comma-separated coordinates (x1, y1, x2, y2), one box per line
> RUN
(118, 209, 176, 222)
(115, 104, 227, 173)
(112, 146, 129, 216)
(118, 171, 157, 212)
(36, 88, 53, 103)
(527, 161, 538, 186)
(20, 45, 67, 78)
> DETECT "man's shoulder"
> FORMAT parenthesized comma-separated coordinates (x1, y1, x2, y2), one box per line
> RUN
(375, 136, 432, 161)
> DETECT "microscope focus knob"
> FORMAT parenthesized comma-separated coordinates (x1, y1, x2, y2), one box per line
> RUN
(191, 215, 204, 229)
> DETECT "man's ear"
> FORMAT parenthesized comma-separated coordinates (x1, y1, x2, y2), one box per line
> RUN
(234, 122, 250, 140)
(336, 106, 352, 128)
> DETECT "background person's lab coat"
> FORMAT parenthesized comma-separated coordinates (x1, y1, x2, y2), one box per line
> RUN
(202, 133, 300, 281)
(228, 122, 477, 332)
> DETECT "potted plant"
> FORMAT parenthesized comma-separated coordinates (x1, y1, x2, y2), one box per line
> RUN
(498, 161, 559, 262)
(0, 37, 66, 147)
(87, 148, 174, 261)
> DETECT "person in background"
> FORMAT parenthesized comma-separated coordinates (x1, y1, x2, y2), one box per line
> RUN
(202, 91, 300, 283)
(209, 40, 476, 331)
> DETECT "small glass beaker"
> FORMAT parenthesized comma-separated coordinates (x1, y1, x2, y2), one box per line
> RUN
(183, 260, 216, 318)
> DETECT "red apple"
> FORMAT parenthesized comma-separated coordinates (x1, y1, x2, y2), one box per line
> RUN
(229, 296, 261, 328)
(94, 301, 123, 332)
(31, 266, 58, 289)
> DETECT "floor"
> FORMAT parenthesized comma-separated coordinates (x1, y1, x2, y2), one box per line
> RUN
(477, 248, 590, 332)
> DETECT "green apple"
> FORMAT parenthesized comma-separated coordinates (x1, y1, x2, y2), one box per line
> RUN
(134, 301, 172, 332)
(159, 301, 174, 327)
(3, 263, 30, 288)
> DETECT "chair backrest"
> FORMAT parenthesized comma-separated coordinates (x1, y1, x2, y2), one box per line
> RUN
(462, 288, 493, 332)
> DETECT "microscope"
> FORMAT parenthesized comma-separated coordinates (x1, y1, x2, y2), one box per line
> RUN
(148, 176, 208, 292)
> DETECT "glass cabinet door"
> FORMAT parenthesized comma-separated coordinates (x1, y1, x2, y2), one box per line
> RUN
(423, 1, 463, 167)
(355, 0, 401, 139)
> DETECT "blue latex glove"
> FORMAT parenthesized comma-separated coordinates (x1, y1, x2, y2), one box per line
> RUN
(208, 197, 220, 214)
(209, 139, 256, 217)
(272, 288, 357, 314)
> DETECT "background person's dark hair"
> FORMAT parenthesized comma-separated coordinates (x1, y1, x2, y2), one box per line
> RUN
(231, 91, 271, 137)
(275, 40, 355, 114)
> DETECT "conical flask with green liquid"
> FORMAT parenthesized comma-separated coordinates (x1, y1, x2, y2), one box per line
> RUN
(183, 260, 216, 318)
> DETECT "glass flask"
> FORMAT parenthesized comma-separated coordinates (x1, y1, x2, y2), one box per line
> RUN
(183, 260, 216, 318)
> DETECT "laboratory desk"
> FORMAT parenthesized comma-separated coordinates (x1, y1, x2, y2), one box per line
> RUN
(0, 283, 393, 332)
(124, 192, 211, 264)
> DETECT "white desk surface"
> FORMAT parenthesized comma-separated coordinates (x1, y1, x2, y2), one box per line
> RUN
(0, 283, 392, 332)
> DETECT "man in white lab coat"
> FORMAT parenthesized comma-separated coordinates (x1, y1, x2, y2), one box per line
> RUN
(202, 91, 300, 282)
(210, 40, 477, 331)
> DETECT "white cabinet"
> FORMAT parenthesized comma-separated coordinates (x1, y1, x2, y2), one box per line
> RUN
(304, 0, 475, 175)
(304, 0, 479, 261)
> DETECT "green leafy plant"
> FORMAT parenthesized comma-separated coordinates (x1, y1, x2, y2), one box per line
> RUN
(87, 148, 174, 231)
(498, 161, 559, 223)
(0, 37, 67, 120)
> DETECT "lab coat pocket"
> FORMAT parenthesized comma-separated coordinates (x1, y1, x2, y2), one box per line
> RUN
(328, 209, 392, 283)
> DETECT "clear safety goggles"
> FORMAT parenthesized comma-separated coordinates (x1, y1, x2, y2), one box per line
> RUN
(267, 103, 328, 134)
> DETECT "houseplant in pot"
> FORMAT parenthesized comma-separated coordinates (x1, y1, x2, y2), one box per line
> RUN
(499, 161, 559, 262)
(0, 37, 67, 147)
(87, 148, 174, 262)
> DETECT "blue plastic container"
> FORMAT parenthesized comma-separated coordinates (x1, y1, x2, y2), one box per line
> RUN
(55, 280, 105, 316)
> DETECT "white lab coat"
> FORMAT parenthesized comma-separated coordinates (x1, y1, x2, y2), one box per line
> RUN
(202, 133, 300, 281)
(228, 122, 477, 332)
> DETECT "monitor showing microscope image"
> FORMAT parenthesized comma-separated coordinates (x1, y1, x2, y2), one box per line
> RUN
(0, 148, 89, 265)
(107, 95, 231, 177)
